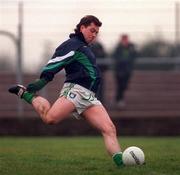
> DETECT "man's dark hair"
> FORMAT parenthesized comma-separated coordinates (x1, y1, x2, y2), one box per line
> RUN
(74, 15, 102, 34)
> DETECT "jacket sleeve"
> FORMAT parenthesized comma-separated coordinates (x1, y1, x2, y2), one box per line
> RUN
(40, 50, 75, 82)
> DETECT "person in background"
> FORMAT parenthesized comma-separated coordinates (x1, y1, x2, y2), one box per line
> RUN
(90, 38, 108, 104)
(112, 34, 137, 107)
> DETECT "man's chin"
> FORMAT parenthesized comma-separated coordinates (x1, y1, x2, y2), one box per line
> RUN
(88, 39, 94, 44)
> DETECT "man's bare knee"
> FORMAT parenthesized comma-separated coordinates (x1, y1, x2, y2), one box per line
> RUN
(43, 114, 59, 125)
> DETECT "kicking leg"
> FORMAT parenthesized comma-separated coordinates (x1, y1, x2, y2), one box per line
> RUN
(9, 85, 75, 124)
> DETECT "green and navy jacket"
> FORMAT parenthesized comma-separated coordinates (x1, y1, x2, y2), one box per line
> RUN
(40, 32, 101, 93)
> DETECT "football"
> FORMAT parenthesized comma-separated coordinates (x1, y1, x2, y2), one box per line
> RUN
(122, 146, 145, 166)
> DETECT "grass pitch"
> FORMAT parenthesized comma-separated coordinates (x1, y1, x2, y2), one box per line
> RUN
(0, 136, 180, 175)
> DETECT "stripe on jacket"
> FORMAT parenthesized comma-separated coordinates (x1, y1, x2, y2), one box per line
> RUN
(47, 51, 75, 64)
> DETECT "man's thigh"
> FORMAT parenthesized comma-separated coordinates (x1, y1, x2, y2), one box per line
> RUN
(47, 96, 75, 122)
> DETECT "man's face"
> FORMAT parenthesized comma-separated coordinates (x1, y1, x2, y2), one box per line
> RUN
(121, 36, 129, 47)
(80, 22, 99, 44)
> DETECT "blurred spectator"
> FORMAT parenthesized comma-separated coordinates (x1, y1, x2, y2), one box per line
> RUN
(112, 34, 137, 107)
(90, 39, 108, 104)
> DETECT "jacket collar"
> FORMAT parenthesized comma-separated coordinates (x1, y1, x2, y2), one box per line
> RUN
(69, 32, 88, 45)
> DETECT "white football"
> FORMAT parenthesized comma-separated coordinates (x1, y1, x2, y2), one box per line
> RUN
(122, 146, 145, 166)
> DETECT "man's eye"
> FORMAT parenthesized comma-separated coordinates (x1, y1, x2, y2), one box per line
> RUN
(90, 29, 98, 34)
(90, 29, 95, 33)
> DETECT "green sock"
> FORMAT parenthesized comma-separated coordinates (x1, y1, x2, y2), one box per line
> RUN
(112, 152, 123, 167)
(22, 91, 35, 104)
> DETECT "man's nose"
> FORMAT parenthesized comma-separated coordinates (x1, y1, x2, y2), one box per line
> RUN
(92, 33, 97, 37)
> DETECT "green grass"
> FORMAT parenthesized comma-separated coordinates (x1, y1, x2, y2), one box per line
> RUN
(0, 137, 180, 175)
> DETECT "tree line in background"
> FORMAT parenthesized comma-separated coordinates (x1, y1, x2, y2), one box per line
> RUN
(1, 38, 180, 72)
(139, 39, 180, 58)
(0, 54, 14, 71)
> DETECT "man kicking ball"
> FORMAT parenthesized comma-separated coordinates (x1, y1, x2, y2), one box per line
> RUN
(9, 15, 123, 167)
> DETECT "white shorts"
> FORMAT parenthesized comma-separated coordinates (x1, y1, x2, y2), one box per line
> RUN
(60, 83, 102, 119)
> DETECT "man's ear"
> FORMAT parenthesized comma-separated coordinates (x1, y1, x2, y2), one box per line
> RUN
(80, 25, 85, 32)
